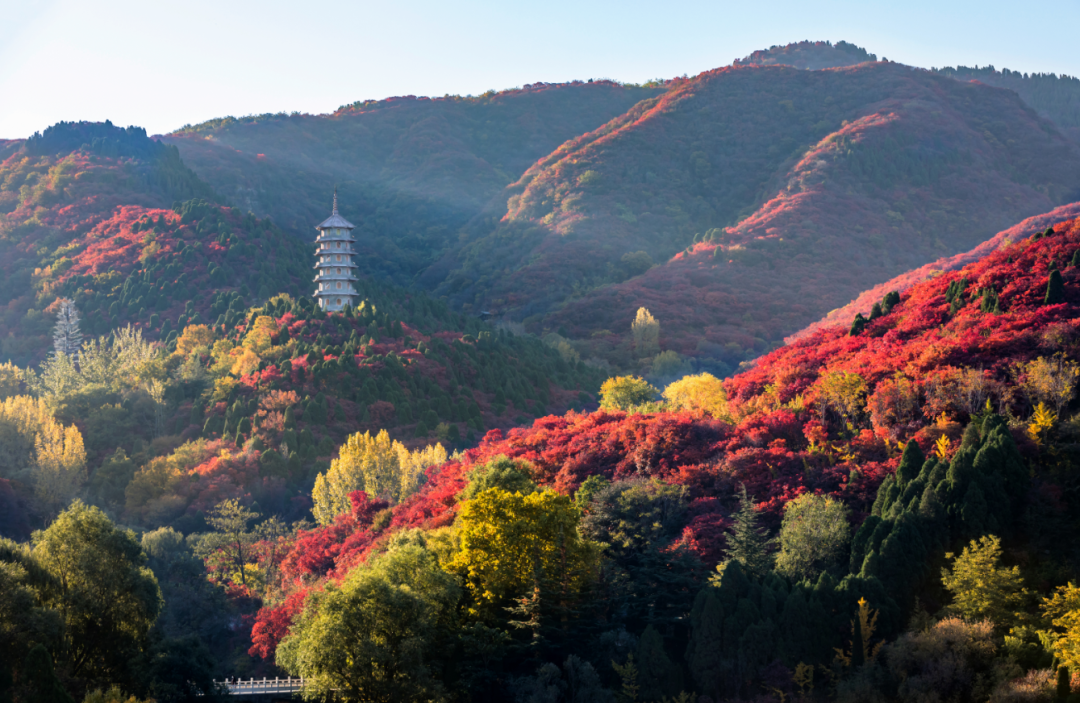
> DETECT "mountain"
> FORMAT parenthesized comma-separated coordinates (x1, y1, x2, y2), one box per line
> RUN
(437, 61, 1080, 373)
(162, 81, 664, 282)
(243, 206, 1080, 701)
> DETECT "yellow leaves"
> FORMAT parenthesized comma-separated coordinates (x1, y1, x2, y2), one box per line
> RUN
(312, 430, 448, 524)
(229, 348, 261, 377)
(834, 598, 883, 667)
(817, 370, 868, 423)
(174, 324, 214, 358)
(599, 376, 658, 411)
(33, 421, 87, 512)
(1020, 354, 1080, 415)
(935, 435, 951, 459)
(0, 395, 86, 513)
(1039, 582, 1080, 670)
(662, 372, 730, 419)
(1028, 402, 1056, 447)
(448, 487, 598, 618)
(941, 535, 1027, 628)
(631, 307, 660, 358)
(243, 315, 279, 355)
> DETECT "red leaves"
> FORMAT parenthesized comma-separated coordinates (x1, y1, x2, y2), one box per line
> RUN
(248, 589, 308, 660)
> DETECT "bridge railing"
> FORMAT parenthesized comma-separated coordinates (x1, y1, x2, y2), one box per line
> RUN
(212, 677, 306, 696)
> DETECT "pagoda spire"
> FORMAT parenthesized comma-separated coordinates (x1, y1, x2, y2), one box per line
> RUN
(332, 188, 338, 215)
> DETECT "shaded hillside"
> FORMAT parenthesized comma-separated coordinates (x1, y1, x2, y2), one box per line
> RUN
(934, 65, 1080, 142)
(463, 62, 1080, 371)
(162, 82, 664, 283)
(794, 200, 1080, 340)
(240, 209, 1080, 702)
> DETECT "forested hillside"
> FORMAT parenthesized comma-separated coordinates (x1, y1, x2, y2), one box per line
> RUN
(448, 61, 1080, 373)
(213, 209, 1080, 702)
(0, 122, 606, 534)
(162, 81, 664, 282)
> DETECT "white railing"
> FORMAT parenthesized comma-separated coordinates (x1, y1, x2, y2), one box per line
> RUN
(212, 677, 305, 696)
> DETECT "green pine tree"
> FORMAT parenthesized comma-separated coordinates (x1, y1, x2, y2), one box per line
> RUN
(896, 440, 925, 485)
(849, 313, 867, 336)
(1046, 269, 1065, 305)
(724, 485, 773, 578)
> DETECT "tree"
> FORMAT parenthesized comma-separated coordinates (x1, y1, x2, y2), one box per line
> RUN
(173, 324, 213, 358)
(775, 493, 850, 581)
(848, 313, 866, 336)
(449, 488, 598, 619)
(52, 299, 83, 359)
(461, 455, 537, 502)
(599, 376, 658, 411)
(203, 499, 260, 586)
(941, 534, 1026, 628)
(312, 431, 447, 523)
(631, 308, 660, 358)
(662, 372, 729, 418)
(276, 545, 460, 703)
(1040, 581, 1080, 671)
(724, 485, 773, 578)
(1021, 354, 1080, 415)
(817, 371, 868, 426)
(32, 501, 162, 686)
(1045, 269, 1065, 305)
(0, 396, 86, 516)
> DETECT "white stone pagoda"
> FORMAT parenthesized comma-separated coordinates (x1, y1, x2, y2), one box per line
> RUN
(313, 191, 359, 312)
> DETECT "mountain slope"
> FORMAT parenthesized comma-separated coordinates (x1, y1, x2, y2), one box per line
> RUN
(162, 82, 664, 282)
(793, 200, 1080, 339)
(0, 122, 314, 365)
(242, 207, 1080, 702)
(444, 61, 1080, 370)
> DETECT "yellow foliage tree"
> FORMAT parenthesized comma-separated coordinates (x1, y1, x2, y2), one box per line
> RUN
(448, 487, 599, 618)
(174, 324, 214, 358)
(0, 361, 35, 400)
(243, 316, 279, 355)
(941, 535, 1027, 628)
(34, 420, 87, 516)
(1028, 402, 1057, 446)
(663, 372, 729, 418)
(599, 376, 658, 411)
(0, 395, 86, 513)
(817, 370, 868, 425)
(229, 348, 261, 377)
(631, 307, 660, 358)
(312, 430, 447, 524)
(1041, 582, 1080, 670)
(1021, 354, 1080, 415)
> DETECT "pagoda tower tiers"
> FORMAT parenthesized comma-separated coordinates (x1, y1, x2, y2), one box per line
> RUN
(313, 191, 359, 312)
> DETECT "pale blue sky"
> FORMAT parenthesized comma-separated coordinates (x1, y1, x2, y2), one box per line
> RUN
(3, 0, 1079, 139)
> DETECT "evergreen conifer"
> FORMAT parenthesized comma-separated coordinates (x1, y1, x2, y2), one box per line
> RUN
(849, 313, 867, 336)
(1046, 269, 1065, 305)
(724, 485, 773, 577)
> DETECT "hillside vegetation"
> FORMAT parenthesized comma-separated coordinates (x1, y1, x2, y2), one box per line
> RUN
(163, 81, 664, 282)
(449, 61, 1080, 373)
(229, 209, 1080, 702)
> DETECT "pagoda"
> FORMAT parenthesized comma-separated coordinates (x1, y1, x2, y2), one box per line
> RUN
(313, 191, 359, 312)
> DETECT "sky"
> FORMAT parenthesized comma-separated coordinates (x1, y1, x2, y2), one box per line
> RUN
(3, 0, 1080, 139)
